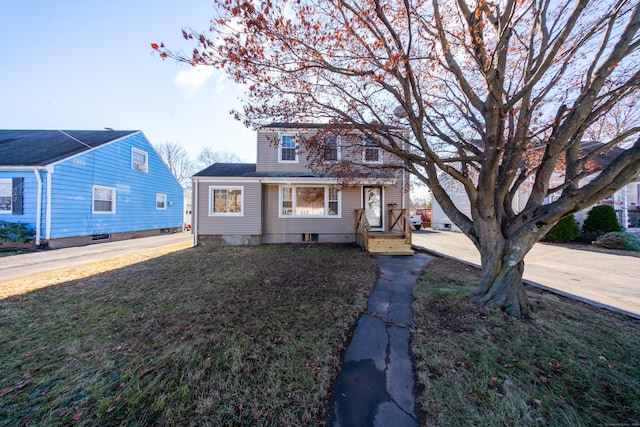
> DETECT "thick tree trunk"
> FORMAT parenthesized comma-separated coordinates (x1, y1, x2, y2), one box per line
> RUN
(471, 256, 530, 318)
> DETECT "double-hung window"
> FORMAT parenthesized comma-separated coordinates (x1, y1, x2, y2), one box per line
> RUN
(280, 185, 341, 217)
(210, 186, 243, 216)
(279, 135, 298, 162)
(156, 193, 167, 210)
(93, 185, 116, 214)
(132, 148, 148, 172)
(0, 179, 12, 213)
(363, 138, 382, 163)
(324, 136, 340, 161)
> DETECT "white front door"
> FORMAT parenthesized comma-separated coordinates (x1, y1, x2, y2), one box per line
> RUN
(364, 186, 383, 230)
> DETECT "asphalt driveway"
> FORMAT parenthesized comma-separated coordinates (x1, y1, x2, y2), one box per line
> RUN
(412, 230, 640, 318)
(0, 233, 193, 283)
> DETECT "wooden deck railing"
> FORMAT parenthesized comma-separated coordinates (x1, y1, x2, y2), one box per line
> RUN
(355, 209, 371, 251)
(356, 208, 412, 252)
(388, 208, 412, 245)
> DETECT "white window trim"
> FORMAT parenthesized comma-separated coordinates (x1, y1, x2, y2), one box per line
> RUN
(0, 178, 11, 214)
(278, 185, 342, 218)
(156, 193, 167, 210)
(324, 136, 341, 162)
(131, 148, 148, 173)
(92, 185, 116, 214)
(363, 138, 383, 164)
(209, 186, 244, 216)
(278, 134, 299, 163)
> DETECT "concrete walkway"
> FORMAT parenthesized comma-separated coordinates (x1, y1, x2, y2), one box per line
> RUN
(412, 230, 640, 319)
(329, 253, 433, 427)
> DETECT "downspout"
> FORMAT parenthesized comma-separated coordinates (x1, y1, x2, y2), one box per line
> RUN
(193, 178, 199, 246)
(402, 168, 406, 210)
(33, 168, 42, 246)
(401, 134, 407, 210)
(622, 185, 629, 229)
(45, 167, 53, 240)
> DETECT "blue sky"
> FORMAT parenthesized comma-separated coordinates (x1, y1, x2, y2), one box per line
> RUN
(0, 0, 257, 163)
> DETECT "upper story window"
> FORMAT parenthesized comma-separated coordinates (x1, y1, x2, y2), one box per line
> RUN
(323, 136, 341, 161)
(363, 138, 382, 164)
(0, 179, 12, 213)
(132, 148, 148, 172)
(280, 185, 341, 217)
(156, 193, 167, 210)
(279, 135, 298, 163)
(210, 186, 244, 216)
(93, 185, 116, 214)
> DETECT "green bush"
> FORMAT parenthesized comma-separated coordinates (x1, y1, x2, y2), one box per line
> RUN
(594, 232, 640, 251)
(544, 214, 580, 243)
(0, 220, 36, 243)
(582, 205, 621, 240)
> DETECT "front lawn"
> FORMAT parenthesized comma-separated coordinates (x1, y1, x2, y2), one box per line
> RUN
(412, 257, 640, 426)
(0, 244, 378, 426)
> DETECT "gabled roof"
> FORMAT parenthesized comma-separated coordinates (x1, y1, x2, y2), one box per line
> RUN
(0, 130, 139, 167)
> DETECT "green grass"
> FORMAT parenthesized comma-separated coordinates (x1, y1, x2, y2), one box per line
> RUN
(412, 258, 640, 427)
(0, 244, 378, 426)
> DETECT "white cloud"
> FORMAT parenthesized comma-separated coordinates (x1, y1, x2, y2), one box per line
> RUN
(173, 65, 215, 91)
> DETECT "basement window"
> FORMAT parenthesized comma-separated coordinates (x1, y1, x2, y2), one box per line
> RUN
(92, 233, 110, 241)
(302, 233, 319, 242)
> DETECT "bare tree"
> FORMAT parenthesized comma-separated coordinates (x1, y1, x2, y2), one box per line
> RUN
(155, 0, 640, 317)
(154, 141, 194, 188)
(196, 147, 242, 170)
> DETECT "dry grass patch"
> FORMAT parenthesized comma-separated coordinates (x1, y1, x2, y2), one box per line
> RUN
(0, 244, 377, 426)
(412, 257, 640, 427)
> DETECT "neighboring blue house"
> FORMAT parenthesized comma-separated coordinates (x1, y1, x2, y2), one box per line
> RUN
(0, 130, 184, 248)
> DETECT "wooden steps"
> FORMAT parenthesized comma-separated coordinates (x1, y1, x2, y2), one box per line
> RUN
(367, 233, 414, 256)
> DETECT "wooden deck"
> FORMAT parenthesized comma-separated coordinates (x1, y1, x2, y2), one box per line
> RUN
(366, 232, 414, 255)
(355, 208, 414, 255)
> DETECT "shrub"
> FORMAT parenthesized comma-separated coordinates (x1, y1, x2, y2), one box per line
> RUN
(544, 214, 580, 243)
(582, 205, 621, 240)
(0, 220, 36, 243)
(593, 231, 640, 251)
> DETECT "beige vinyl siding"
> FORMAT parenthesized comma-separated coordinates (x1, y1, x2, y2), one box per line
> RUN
(262, 184, 359, 235)
(256, 129, 404, 174)
(256, 131, 312, 173)
(196, 180, 261, 235)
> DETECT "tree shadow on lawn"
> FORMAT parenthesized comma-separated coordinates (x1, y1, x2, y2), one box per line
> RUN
(0, 243, 378, 426)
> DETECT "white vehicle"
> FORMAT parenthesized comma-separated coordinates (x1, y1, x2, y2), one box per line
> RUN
(410, 214, 422, 230)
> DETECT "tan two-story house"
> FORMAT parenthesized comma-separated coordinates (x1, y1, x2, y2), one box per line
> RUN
(191, 123, 414, 254)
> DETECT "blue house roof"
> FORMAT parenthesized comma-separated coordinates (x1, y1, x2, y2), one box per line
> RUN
(0, 130, 139, 166)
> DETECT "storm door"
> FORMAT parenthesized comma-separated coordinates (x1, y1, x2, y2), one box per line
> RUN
(363, 186, 383, 230)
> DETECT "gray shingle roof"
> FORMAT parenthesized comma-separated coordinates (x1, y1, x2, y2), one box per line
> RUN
(193, 163, 324, 178)
(193, 163, 258, 177)
(193, 162, 395, 180)
(0, 130, 138, 166)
